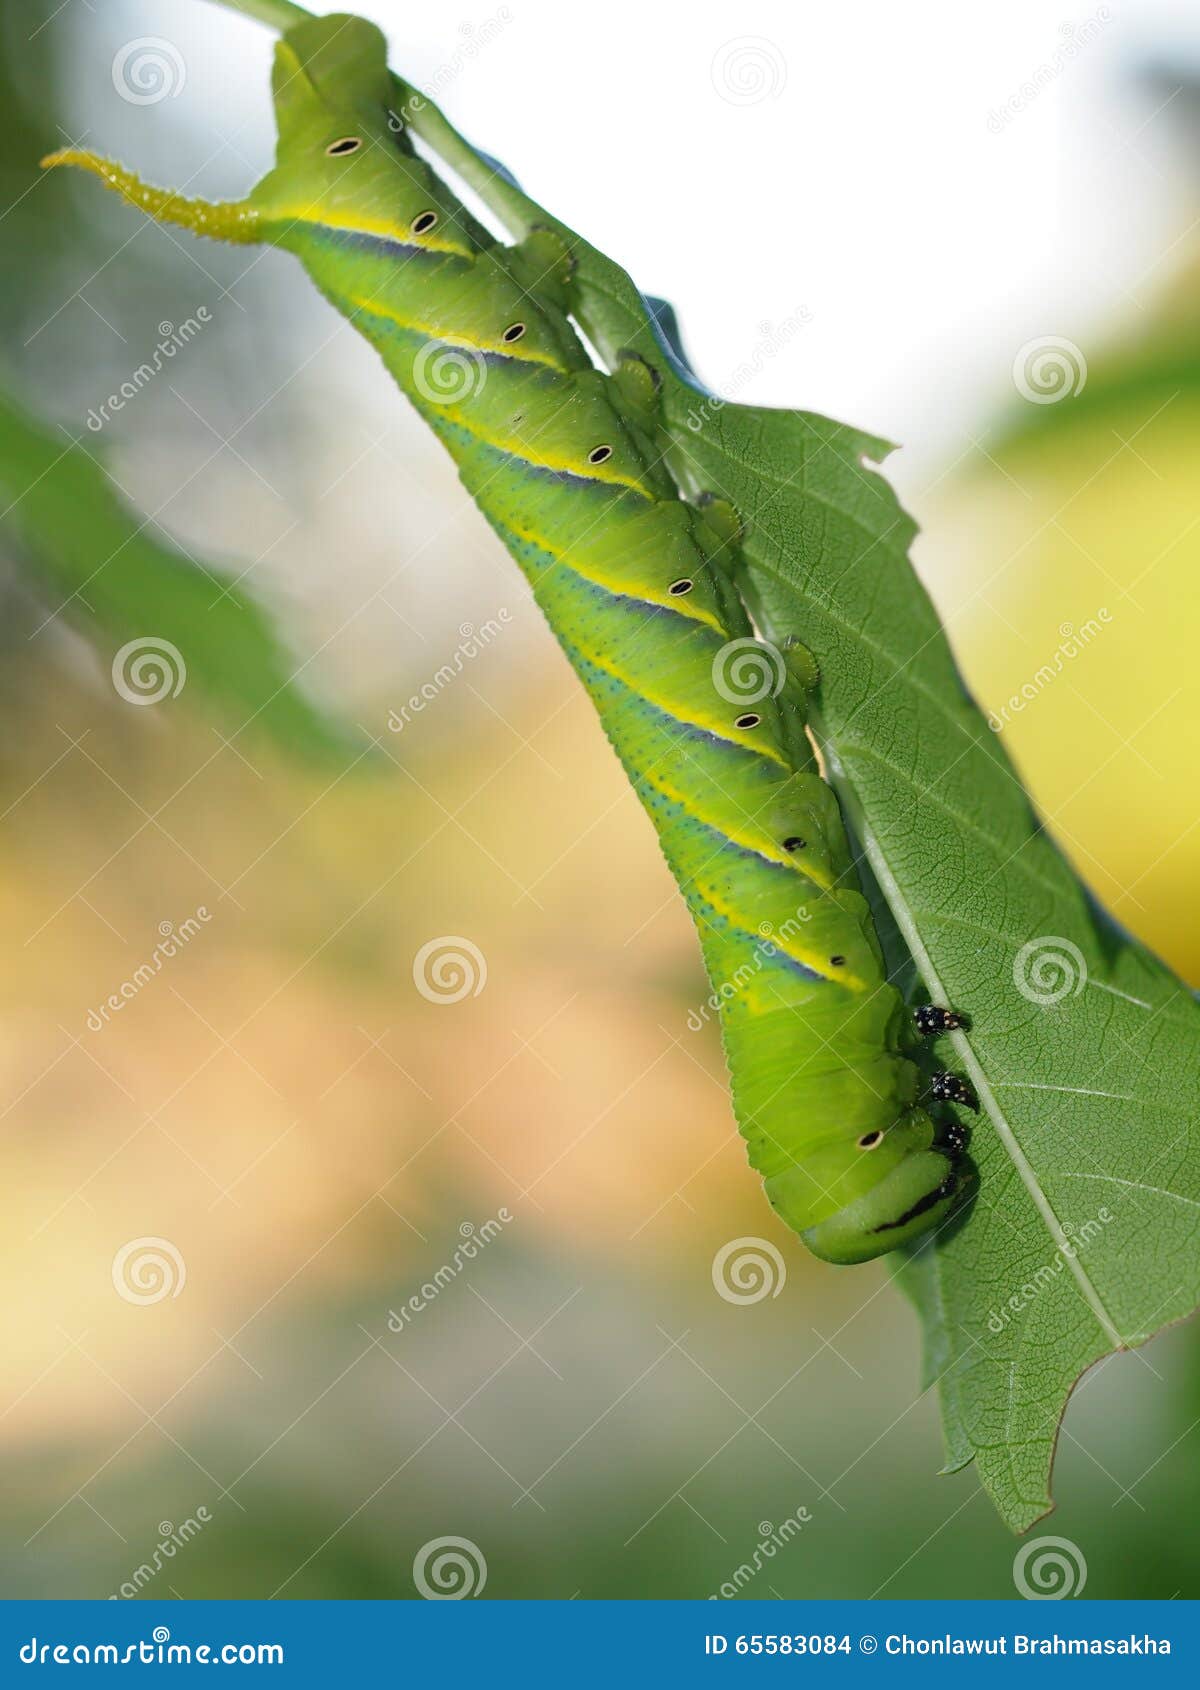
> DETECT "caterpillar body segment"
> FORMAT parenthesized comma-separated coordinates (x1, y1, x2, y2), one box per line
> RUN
(42, 12, 973, 1263)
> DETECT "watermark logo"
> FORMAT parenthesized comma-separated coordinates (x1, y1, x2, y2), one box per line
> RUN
(683, 311, 812, 432)
(687, 904, 813, 1032)
(988, 10, 1112, 132)
(111, 1509, 212, 1599)
(86, 908, 212, 1032)
(112, 1237, 186, 1306)
(112, 638, 186, 706)
(709, 1506, 813, 1598)
(413, 1536, 487, 1599)
(987, 1208, 1114, 1334)
(86, 310, 213, 432)
(711, 638, 786, 707)
(712, 1237, 786, 1304)
(1013, 936, 1087, 1006)
(1013, 1535, 1088, 1599)
(987, 611, 1112, 732)
(386, 8, 513, 130)
(412, 340, 488, 404)
(387, 613, 512, 733)
(1013, 336, 1087, 404)
(112, 38, 186, 105)
(711, 37, 787, 106)
(20, 1629, 281, 1665)
(412, 936, 487, 1005)
(387, 1210, 513, 1333)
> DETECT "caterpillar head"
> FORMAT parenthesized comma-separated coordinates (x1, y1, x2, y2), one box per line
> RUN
(42, 15, 482, 261)
(765, 1107, 974, 1265)
(255, 15, 482, 259)
(801, 1144, 973, 1264)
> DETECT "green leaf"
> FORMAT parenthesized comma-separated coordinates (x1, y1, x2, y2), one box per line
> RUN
(0, 383, 351, 759)
(666, 398, 1200, 1531)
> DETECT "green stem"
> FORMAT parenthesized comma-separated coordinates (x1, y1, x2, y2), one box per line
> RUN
(392, 75, 537, 241)
(200, 0, 311, 30)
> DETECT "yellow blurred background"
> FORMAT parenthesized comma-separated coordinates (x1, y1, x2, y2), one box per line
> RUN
(2, 0, 1199, 1600)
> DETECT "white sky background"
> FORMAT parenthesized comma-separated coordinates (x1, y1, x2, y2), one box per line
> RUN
(56, 0, 1200, 693)
(133, 0, 1200, 461)
(218, 0, 1199, 460)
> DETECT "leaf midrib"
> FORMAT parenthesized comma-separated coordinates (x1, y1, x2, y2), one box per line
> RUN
(697, 416, 1132, 1350)
(817, 727, 1128, 1353)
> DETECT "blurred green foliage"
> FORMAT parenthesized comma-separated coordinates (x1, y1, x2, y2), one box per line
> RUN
(0, 384, 353, 756)
(0, 6, 353, 761)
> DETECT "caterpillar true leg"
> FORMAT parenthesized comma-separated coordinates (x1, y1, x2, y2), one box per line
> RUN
(937, 1121, 970, 1155)
(913, 1004, 966, 1037)
(930, 1072, 979, 1110)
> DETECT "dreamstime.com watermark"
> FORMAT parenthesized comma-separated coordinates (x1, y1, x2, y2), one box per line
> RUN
(712, 1237, 787, 1304)
(688, 906, 814, 1032)
(987, 612, 1112, 731)
(411, 339, 489, 404)
(711, 37, 787, 106)
(1013, 1535, 1088, 1599)
(1013, 935, 1087, 1006)
(683, 312, 812, 432)
(18, 1630, 283, 1667)
(387, 9, 513, 130)
(412, 1535, 488, 1599)
(85, 310, 213, 431)
(709, 1506, 814, 1598)
(112, 1237, 186, 1306)
(387, 613, 512, 733)
(86, 908, 212, 1031)
(711, 637, 787, 707)
(412, 935, 487, 1004)
(1012, 335, 1087, 403)
(387, 1210, 513, 1333)
(110, 1509, 212, 1599)
(111, 637, 187, 706)
(112, 37, 186, 105)
(987, 10, 1112, 133)
(986, 1209, 1114, 1335)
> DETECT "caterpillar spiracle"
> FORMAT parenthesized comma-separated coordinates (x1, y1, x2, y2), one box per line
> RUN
(43, 12, 977, 1263)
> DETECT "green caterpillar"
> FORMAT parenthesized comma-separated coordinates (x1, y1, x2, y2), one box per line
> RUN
(44, 11, 975, 1263)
